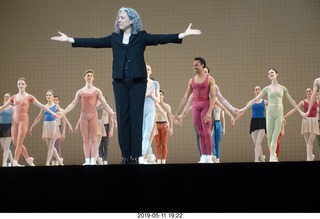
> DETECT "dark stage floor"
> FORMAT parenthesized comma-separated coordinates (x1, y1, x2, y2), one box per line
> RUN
(1, 161, 319, 213)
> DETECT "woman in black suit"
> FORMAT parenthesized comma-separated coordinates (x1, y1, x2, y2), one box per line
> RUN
(51, 7, 201, 164)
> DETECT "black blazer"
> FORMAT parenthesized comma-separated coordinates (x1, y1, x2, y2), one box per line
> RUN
(72, 31, 182, 80)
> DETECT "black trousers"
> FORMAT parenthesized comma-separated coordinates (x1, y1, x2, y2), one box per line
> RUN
(112, 78, 147, 158)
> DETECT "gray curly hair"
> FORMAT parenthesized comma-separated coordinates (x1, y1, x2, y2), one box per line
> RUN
(114, 7, 143, 34)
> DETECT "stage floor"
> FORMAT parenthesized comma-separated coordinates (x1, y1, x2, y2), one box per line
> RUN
(1, 161, 319, 213)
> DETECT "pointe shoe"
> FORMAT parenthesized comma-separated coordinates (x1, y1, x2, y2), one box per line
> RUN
(90, 158, 97, 165)
(269, 156, 279, 162)
(206, 155, 214, 163)
(138, 156, 146, 164)
(212, 156, 217, 163)
(98, 157, 103, 165)
(58, 158, 64, 166)
(26, 157, 35, 166)
(103, 161, 108, 165)
(83, 158, 91, 165)
(13, 160, 24, 167)
(148, 154, 157, 164)
(198, 155, 206, 163)
(83, 161, 90, 165)
(156, 159, 161, 164)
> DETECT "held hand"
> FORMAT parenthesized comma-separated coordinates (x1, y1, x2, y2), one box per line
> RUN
(233, 108, 240, 115)
(110, 112, 117, 121)
(230, 117, 235, 128)
(300, 111, 307, 119)
(282, 118, 287, 125)
(174, 115, 183, 125)
(55, 112, 64, 119)
(68, 126, 74, 134)
(60, 134, 65, 141)
(204, 112, 211, 123)
(75, 126, 79, 134)
(237, 108, 245, 115)
(50, 31, 69, 42)
(184, 23, 202, 37)
(109, 131, 113, 138)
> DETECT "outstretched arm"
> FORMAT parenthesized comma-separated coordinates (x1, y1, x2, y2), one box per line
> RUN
(0, 100, 12, 112)
(238, 89, 265, 116)
(178, 23, 202, 39)
(62, 90, 80, 116)
(216, 99, 235, 127)
(215, 85, 239, 114)
(306, 78, 320, 116)
(283, 100, 304, 120)
(33, 99, 59, 118)
(28, 109, 43, 135)
(285, 92, 305, 118)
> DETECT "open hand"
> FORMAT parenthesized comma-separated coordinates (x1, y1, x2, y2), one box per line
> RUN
(184, 23, 202, 36)
(50, 31, 69, 42)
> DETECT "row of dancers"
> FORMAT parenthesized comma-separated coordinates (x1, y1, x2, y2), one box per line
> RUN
(0, 66, 174, 166)
(0, 71, 116, 167)
(0, 67, 319, 166)
(173, 57, 319, 163)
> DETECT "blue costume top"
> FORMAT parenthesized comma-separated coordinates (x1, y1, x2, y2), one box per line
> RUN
(251, 100, 265, 118)
(0, 107, 13, 124)
(44, 105, 57, 122)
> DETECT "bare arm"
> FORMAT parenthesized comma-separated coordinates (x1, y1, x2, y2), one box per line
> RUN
(221, 111, 226, 135)
(180, 93, 193, 119)
(306, 78, 320, 116)
(166, 104, 173, 136)
(216, 98, 235, 127)
(62, 90, 81, 116)
(59, 107, 73, 134)
(234, 100, 252, 122)
(33, 99, 59, 118)
(149, 82, 160, 103)
(285, 91, 305, 118)
(283, 100, 304, 120)
(75, 117, 81, 134)
(108, 113, 114, 138)
(97, 89, 116, 120)
(205, 76, 216, 123)
(28, 109, 43, 135)
(0, 100, 12, 112)
(175, 79, 193, 117)
(238, 89, 266, 115)
(215, 85, 239, 114)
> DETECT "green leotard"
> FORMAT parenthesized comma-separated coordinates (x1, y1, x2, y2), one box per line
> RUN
(262, 85, 288, 157)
